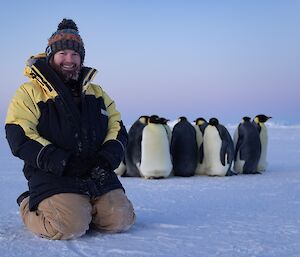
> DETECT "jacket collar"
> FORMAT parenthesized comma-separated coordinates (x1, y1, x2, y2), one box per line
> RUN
(24, 53, 98, 94)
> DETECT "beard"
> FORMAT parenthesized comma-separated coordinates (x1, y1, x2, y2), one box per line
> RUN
(50, 60, 81, 83)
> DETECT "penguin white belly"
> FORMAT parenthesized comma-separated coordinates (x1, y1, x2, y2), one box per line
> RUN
(233, 151, 245, 174)
(233, 127, 239, 149)
(139, 124, 172, 178)
(257, 127, 268, 172)
(204, 127, 228, 176)
(195, 159, 207, 175)
(194, 125, 206, 175)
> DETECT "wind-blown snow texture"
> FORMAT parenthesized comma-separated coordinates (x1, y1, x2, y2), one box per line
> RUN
(0, 126, 300, 257)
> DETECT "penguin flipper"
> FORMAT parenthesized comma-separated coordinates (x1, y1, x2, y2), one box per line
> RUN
(220, 141, 227, 166)
(218, 125, 234, 166)
(226, 141, 235, 164)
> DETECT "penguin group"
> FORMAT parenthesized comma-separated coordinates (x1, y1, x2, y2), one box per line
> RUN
(115, 114, 271, 178)
(234, 114, 271, 174)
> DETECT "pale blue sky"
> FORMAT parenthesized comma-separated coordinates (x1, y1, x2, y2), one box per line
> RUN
(1, 0, 299, 126)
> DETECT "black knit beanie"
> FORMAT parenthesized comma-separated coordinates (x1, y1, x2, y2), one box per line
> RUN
(45, 18, 85, 63)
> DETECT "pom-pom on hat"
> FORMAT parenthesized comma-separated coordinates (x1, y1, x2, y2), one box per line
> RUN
(45, 18, 85, 63)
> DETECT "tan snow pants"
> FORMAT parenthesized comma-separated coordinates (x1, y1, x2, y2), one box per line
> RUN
(19, 189, 135, 240)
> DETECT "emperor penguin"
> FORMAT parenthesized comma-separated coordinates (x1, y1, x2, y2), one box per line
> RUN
(124, 115, 149, 177)
(193, 117, 208, 175)
(253, 114, 272, 172)
(139, 116, 172, 178)
(233, 117, 261, 174)
(170, 116, 198, 177)
(202, 118, 234, 176)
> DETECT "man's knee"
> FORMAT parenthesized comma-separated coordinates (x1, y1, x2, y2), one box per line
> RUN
(34, 220, 89, 240)
(106, 202, 136, 233)
(55, 214, 91, 240)
(92, 189, 136, 233)
(21, 193, 92, 240)
(45, 194, 92, 239)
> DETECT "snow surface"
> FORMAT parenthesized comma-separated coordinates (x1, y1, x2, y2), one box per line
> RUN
(0, 126, 300, 257)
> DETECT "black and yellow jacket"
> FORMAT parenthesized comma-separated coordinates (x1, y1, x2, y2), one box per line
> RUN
(5, 54, 127, 210)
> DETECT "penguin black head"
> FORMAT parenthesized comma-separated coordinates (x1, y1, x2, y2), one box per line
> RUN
(194, 117, 207, 125)
(149, 115, 161, 124)
(159, 117, 169, 125)
(179, 116, 187, 122)
(254, 114, 272, 123)
(209, 118, 219, 126)
(150, 115, 159, 119)
(242, 116, 251, 123)
(138, 115, 149, 124)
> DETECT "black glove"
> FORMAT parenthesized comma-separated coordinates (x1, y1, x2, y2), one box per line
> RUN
(64, 155, 96, 177)
(93, 152, 113, 171)
(65, 148, 117, 178)
(93, 140, 125, 171)
(37, 144, 70, 176)
(87, 166, 124, 197)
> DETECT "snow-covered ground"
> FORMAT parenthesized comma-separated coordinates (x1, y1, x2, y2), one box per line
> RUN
(0, 125, 300, 257)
